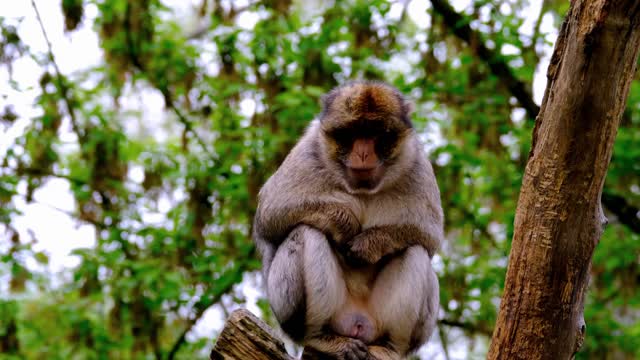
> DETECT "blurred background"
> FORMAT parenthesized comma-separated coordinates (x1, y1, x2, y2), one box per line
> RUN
(1, 0, 639, 359)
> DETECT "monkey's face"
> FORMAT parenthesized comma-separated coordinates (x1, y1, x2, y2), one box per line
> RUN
(319, 81, 415, 194)
(323, 119, 409, 193)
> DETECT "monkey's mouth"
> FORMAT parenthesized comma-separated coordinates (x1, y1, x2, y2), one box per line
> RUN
(345, 166, 383, 190)
(349, 168, 376, 179)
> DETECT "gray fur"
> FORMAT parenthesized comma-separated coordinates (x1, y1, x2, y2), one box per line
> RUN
(253, 82, 444, 359)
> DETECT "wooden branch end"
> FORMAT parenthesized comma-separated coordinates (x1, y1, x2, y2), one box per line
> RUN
(211, 309, 294, 360)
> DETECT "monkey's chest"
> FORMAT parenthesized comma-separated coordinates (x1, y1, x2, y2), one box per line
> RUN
(358, 197, 411, 228)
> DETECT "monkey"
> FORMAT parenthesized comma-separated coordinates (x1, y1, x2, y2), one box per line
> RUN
(253, 81, 444, 360)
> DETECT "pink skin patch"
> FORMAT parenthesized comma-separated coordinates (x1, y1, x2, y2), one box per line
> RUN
(331, 310, 377, 344)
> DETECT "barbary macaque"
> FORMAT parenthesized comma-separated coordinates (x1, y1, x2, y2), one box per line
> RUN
(253, 81, 444, 360)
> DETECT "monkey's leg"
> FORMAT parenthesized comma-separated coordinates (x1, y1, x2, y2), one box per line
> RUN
(267, 225, 348, 341)
(276, 226, 367, 360)
(369, 246, 439, 357)
(298, 226, 372, 360)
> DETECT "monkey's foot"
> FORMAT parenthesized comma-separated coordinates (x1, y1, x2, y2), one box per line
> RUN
(335, 338, 370, 360)
(304, 335, 371, 360)
(368, 345, 402, 360)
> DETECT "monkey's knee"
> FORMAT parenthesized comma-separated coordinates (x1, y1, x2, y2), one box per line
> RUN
(301, 226, 347, 331)
(373, 246, 437, 309)
(267, 226, 309, 339)
(368, 345, 402, 360)
(371, 246, 439, 354)
(267, 225, 345, 341)
(404, 247, 440, 353)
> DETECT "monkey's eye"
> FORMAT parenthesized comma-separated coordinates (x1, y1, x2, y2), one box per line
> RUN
(327, 128, 353, 148)
(376, 131, 399, 159)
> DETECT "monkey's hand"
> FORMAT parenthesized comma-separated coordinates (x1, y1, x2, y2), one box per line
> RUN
(344, 224, 426, 265)
(298, 203, 361, 244)
(256, 202, 361, 246)
(343, 230, 387, 265)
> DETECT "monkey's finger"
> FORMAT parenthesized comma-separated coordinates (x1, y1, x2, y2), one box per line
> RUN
(338, 339, 369, 360)
(346, 351, 367, 360)
(352, 341, 371, 360)
(353, 340, 368, 353)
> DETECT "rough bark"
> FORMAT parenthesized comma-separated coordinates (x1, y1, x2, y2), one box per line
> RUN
(487, 1, 640, 359)
(210, 309, 294, 360)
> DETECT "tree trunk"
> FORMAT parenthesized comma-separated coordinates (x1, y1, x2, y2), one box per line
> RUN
(488, 1, 640, 359)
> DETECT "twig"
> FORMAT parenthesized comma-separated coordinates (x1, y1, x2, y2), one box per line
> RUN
(6, 166, 85, 185)
(31, 0, 85, 143)
(166, 263, 251, 360)
(437, 323, 451, 360)
(8, 166, 142, 193)
(167, 300, 221, 360)
(169, 104, 216, 159)
(438, 318, 493, 337)
(120, 2, 216, 162)
(11, 191, 109, 229)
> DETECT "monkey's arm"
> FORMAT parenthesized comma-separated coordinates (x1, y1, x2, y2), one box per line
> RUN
(345, 166, 445, 265)
(344, 224, 438, 265)
(255, 201, 361, 247)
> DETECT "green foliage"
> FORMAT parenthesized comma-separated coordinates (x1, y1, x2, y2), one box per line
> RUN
(0, 0, 638, 358)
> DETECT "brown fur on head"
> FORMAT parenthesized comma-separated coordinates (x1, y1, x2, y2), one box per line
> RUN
(317, 81, 418, 195)
(320, 81, 414, 130)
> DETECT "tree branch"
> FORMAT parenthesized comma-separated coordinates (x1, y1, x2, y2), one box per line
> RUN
(210, 310, 496, 359)
(438, 318, 493, 337)
(167, 262, 251, 360)
(210, 308, 294, 360)
(120, 2, 216, 163)
(168, 104, 216, 160)
(429, 0, 540, 120)
(437, 323, 451, 360)
(11, 166, 90, 187)
(167, 297, 223, 360)
(429, 0, 640, 235)
(487, 0, 640, 356)
(31, 0, 85, 143)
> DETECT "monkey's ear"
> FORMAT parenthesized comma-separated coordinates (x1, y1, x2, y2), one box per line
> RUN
(403, 100, 415, 115)
(320, 91, 339, 119)
(321, 91, 338, 110)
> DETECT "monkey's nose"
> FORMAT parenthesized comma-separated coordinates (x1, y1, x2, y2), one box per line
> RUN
(357, 152, 368, 162)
